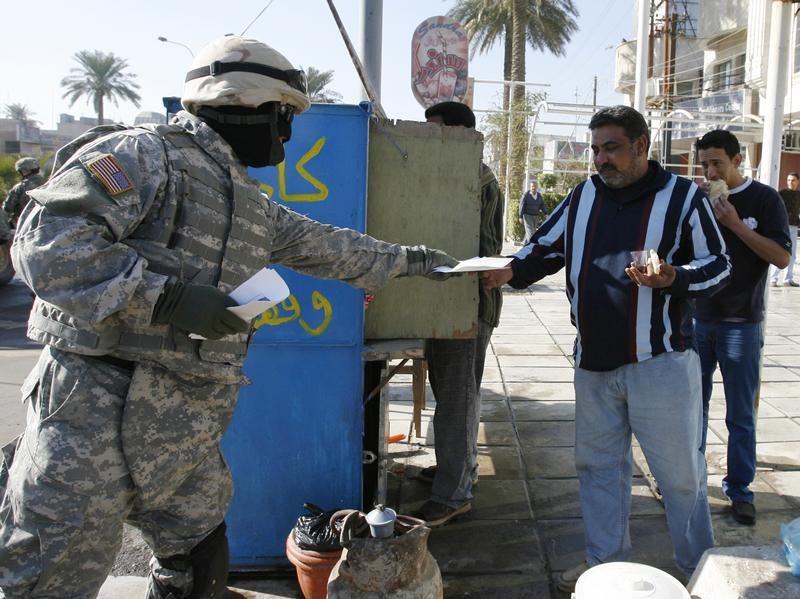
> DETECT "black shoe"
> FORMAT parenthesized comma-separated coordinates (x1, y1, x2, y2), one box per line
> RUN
(731, 501, 756, 525)
(411, 500, 471, 527)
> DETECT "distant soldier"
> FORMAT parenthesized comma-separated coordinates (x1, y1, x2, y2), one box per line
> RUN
(3, 157, 45, 229)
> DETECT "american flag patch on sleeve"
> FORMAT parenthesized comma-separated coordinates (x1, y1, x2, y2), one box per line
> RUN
(84, 154, 134, 196)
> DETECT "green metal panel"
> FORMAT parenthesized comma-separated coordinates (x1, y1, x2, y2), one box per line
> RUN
(365, 119, 482, 339)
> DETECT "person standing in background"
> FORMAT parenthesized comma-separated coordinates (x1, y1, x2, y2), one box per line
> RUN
(518, 179, 547, 243)
(694, 129, 791, 527)
(415, 101, 504, 527)
(3, 157, 45, 229)
(770, 172, 800, 287)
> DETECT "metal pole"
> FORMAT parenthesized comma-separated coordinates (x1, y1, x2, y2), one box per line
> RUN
(756, 0, 793, 419)
(758, 0, 792, 187)
(325, 0, 387, 118)
(634, 0, 650, 112)
(359, 0, 383, 103)
(504, 81, 516, 234)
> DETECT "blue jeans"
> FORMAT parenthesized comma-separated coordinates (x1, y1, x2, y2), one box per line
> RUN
(695, 319, 763, 504)
(574, 350, 714, 575)
(425, 320, 493, 508)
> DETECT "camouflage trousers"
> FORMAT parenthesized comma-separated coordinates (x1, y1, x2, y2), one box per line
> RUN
(0, 347, 238, 598)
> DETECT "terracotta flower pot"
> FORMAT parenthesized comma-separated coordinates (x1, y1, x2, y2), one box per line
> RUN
(285, 533, 342, 599)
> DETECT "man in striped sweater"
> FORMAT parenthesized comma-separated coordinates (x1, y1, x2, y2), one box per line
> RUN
(481, 105, 731, 592)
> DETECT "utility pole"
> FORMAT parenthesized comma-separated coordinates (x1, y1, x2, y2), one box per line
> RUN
(634, 0, 650, 112)
(359, 0, 383, 103)
(661, 0, 678, 168)
(759, 0, 793, 188)
(593, 75, 597, 110)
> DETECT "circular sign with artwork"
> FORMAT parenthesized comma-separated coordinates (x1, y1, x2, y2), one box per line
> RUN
(411, 15, 469, 108)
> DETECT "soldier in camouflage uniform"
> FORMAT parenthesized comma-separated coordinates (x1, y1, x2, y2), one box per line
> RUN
(3, 157, 45, 230)
(0, 36, 456, 599)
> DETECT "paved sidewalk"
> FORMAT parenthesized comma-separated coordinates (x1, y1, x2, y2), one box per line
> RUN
(384, 258, 800, 597)
(3, 262, 800, 597)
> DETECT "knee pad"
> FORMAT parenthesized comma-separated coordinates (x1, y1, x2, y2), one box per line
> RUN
(148, 522, 229, 599)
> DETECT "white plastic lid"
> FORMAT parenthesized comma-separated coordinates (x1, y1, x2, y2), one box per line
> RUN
(574, 562, 689, 599)
(365, 505, 396, 527)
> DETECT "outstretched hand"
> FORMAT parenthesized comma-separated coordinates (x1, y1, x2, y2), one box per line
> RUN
(624, 260, 676, 288)
(479, 267, 514, 289)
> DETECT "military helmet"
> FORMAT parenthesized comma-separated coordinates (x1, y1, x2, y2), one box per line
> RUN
(182, 36, 311, 116)
(15, 157, 39, 173)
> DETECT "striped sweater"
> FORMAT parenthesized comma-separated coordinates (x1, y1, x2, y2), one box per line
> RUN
(508, 161, 731, 371)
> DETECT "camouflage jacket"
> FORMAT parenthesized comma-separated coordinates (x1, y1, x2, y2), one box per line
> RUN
(14, 111, 411, 383)
(3, 172, 45, 228)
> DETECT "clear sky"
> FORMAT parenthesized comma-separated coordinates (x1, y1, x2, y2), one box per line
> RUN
(2, 0, 631, 133)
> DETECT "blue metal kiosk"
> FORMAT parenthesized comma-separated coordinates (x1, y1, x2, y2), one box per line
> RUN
(221, 103, 371, 568)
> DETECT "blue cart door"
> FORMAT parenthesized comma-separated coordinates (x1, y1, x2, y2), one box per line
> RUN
(221, 103, 371, 568)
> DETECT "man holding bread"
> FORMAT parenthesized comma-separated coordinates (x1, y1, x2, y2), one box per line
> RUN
(480, 105, 731, 591)
(694, 129, 791, 526)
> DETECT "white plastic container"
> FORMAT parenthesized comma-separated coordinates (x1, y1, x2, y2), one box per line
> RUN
(573, 562, 689, 599)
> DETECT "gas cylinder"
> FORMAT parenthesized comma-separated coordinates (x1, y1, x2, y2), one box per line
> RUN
(327, 508, 443, 599)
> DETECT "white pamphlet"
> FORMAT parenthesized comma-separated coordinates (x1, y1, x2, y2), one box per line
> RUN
(189, 268, 290, 339)
(227, 268, 290, 320)
(432, 256, 513, 273)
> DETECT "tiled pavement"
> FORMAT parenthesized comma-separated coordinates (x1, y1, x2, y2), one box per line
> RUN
(381, 263, 800, 598)
(4, 260, 799, 597)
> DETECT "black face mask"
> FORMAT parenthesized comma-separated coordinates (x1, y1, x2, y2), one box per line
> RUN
(198, 102, 294, 167)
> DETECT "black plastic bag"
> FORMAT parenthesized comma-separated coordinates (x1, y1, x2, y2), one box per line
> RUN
(292, 503, 343, 552)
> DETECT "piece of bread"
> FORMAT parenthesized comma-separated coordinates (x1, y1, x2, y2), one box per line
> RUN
(708, 179, 728, 200)
(649, 249, 661, 274)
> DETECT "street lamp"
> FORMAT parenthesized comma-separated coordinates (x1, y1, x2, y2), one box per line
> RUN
(157, 36, 194, 58)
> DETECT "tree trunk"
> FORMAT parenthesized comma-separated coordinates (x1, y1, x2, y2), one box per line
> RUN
(97, 95, 104, 125)
(507, 0, 528, 242)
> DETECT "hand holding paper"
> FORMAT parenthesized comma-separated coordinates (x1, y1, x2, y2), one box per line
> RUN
(227, 268, 291, 321)
(433, 256, 513, 273)
(188, 268, 290, 339)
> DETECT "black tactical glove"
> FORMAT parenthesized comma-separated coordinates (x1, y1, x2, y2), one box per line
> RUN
(152, 280, 251, 340)
(405, 245, 459, 280)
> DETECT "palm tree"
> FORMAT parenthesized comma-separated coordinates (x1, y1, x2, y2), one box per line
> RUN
(451, 0, 578, 107)
(61, 50, 141, 124)
(2, 103, 38, 126)
(449, 0, 579, 240)
(303, 66, 343, 103)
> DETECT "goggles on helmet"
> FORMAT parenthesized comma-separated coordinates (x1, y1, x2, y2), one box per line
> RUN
(197, 102, 295, 143)
(185, 61, 307, 95)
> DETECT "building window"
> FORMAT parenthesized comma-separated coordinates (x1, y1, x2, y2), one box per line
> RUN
(676, 74, 700, 99)
(712, 54, 745, 91)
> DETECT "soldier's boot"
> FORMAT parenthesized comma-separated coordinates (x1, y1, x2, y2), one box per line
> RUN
(146, 522, 229, 599)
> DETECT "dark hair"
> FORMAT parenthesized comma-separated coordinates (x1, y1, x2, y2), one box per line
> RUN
(425, 102, 476, 129)
(695, 129, 740, 158)
(588, 105, 650, 150)
(789, 172, 799, 178)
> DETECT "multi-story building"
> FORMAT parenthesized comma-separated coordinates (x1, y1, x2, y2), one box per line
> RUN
(0, 114, 106, 157)
(615, 0, 800, 183)
(1, 110, 165, 158)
